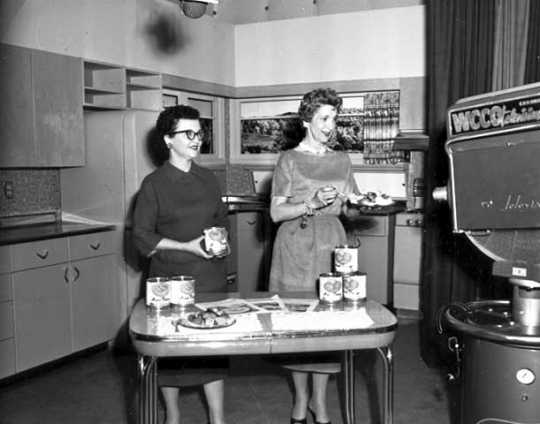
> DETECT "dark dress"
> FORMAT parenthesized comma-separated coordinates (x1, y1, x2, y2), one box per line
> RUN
(133, 161, 228, 292)
(132, 161, 229, 386)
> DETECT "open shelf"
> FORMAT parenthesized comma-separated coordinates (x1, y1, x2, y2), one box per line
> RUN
(83, 61, 126, 109)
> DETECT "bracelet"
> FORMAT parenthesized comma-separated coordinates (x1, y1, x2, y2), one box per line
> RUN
(303, 200, 314, 216)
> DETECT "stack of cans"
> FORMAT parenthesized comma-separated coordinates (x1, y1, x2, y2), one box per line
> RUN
(334, 245, 366, 303)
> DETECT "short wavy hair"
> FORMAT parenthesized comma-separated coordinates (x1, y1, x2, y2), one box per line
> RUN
(298, 88, 343, 123)
(155, 105, 200, 137)
(149, 105, 200, 164)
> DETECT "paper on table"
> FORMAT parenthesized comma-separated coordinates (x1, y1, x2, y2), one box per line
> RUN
(195, 298, 264, 315)
(280, 298, 319, 313)
(154, 313, 265, 339)
(270, 308, 374, 332)
(245, 294, 287, 312)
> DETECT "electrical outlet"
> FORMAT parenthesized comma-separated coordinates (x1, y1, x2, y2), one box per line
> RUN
(3, 181, 14, 199)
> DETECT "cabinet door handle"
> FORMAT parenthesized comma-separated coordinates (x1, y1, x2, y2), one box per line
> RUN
(73, 266, 80, 282)
(90, 242, 101, 250)
(64, 266, 70, 283)
(36, 249, 49, 260)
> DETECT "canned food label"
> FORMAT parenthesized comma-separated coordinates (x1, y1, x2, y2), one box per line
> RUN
(170, 276, 195, 306)
(204, 226, 228, 256)
(343, 272, 366, 302)
(334, 246, 358, 274)
(319, 274, 343, 303)
(146, 279, 171, 308)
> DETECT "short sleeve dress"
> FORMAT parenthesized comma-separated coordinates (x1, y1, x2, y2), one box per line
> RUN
(269, 149, 358, 293)
(132, 161, 229, 386)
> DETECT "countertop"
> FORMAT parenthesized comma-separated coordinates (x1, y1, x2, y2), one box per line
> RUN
(0, 222, 116, 246)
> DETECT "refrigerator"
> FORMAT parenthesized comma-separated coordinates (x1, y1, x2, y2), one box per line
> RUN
(61, 110, 159, 321)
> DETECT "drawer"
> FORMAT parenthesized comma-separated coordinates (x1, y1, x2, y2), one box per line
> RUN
(11, 238, 69, 271)
(0, 301, 13, 340)
(69, 231, 116, 260)
(343, 215, 389, 237)
(0, 246, 10, 273)
(0, 338, 15, 379)
(236, 211, 263, 232)
(0, 274, 12, 302)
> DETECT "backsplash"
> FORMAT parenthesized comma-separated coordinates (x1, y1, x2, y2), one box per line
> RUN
(0, 169, 61, 218)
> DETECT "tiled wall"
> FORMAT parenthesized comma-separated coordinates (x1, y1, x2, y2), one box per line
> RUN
(0, 169, 61, 218)
(0, 166, 255, 219)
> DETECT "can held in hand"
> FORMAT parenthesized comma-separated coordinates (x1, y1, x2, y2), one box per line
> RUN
(319, 273, 343, 303)
(334, 245, 358, 274)
(146, 277, 171, 309)
(342, 272, 367, 303)
(204, 226, 228, 256)
(169, 275, 195, 307)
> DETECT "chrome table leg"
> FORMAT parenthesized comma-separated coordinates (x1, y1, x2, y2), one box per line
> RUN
(138, 355, 158, 424)
(343, 350, 356, 424)
(376, 346, 393, 424)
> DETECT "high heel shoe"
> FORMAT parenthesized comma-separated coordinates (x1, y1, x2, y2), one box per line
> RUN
(290, 418, 307, 424)
(308, 407, 331, 424)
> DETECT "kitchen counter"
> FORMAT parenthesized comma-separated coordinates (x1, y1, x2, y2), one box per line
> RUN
(222, 194, 269, 212)
(0, 221, 116, 245)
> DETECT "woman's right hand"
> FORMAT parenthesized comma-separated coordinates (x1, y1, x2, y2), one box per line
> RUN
(187, 235, 214, 259)
(311, 185, 338, 208)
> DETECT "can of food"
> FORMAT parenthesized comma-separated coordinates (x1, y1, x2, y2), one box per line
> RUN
(318, 273, 343, 303)
(204, 226, 228, 256)
(145, 277, 171, 309)
(334, 245, 358, 274)
(342, 272, 367, 303)
(169, 275, 195, 307)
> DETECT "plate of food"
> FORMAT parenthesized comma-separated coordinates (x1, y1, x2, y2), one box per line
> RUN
(177, 309, 236, 330)
(347, 191, 395, 207)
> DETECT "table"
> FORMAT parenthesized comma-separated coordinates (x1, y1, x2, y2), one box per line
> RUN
(129, 293, 397, 424)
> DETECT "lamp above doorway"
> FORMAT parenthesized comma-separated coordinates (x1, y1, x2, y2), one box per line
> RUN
(179, 0, 218, 19)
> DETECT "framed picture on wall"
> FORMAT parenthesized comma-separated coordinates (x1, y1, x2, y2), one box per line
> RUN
(230, 91, 402, 167)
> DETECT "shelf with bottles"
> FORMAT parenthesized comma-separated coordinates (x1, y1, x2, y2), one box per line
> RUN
(83, 61, 126, 109)
(126, 68, 163, 110)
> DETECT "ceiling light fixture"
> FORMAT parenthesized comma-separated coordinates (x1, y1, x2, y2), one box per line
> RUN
(179, 0, 218, 19)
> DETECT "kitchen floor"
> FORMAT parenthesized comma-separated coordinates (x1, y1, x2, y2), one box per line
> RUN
(0, 316, 453, 424)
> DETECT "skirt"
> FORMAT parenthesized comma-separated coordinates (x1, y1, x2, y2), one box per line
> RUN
(158, 357, 229, 387)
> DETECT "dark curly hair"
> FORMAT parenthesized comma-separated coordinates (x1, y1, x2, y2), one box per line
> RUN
(156, 104, 200, 136)
(298, 88, 343, 123)
(148, 105, 200, 165)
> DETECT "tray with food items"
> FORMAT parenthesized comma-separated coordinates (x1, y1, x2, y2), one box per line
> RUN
(178, 308, 236, 329)
(343, 191, 404, 215)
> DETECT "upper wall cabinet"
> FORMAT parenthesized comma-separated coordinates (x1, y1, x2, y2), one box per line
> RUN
(0, 44, 84, 167)
(83, 61, 163, 111)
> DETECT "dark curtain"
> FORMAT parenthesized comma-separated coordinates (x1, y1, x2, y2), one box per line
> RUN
(524, 0, 540, 83)
(420, 0, 501, 367)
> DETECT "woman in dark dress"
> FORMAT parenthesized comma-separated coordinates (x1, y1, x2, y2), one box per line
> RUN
(133, 105, 229, 424)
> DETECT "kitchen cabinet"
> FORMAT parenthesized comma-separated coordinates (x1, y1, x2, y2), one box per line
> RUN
(0, 265, 15, 379)
(229, 210, 274, 295)
(343, 213, 395, 305)
(0, 43, 84, 167)
(2, 231, 119, 375)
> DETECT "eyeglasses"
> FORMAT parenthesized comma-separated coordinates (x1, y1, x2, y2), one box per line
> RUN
(169, 129, 205, 140)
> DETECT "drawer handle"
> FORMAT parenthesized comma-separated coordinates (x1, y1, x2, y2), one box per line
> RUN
(73, 266, 80, 282)
(246, 220, 257, 225)
(36, 249, 49, 260)
(90, 242, 101, 250)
